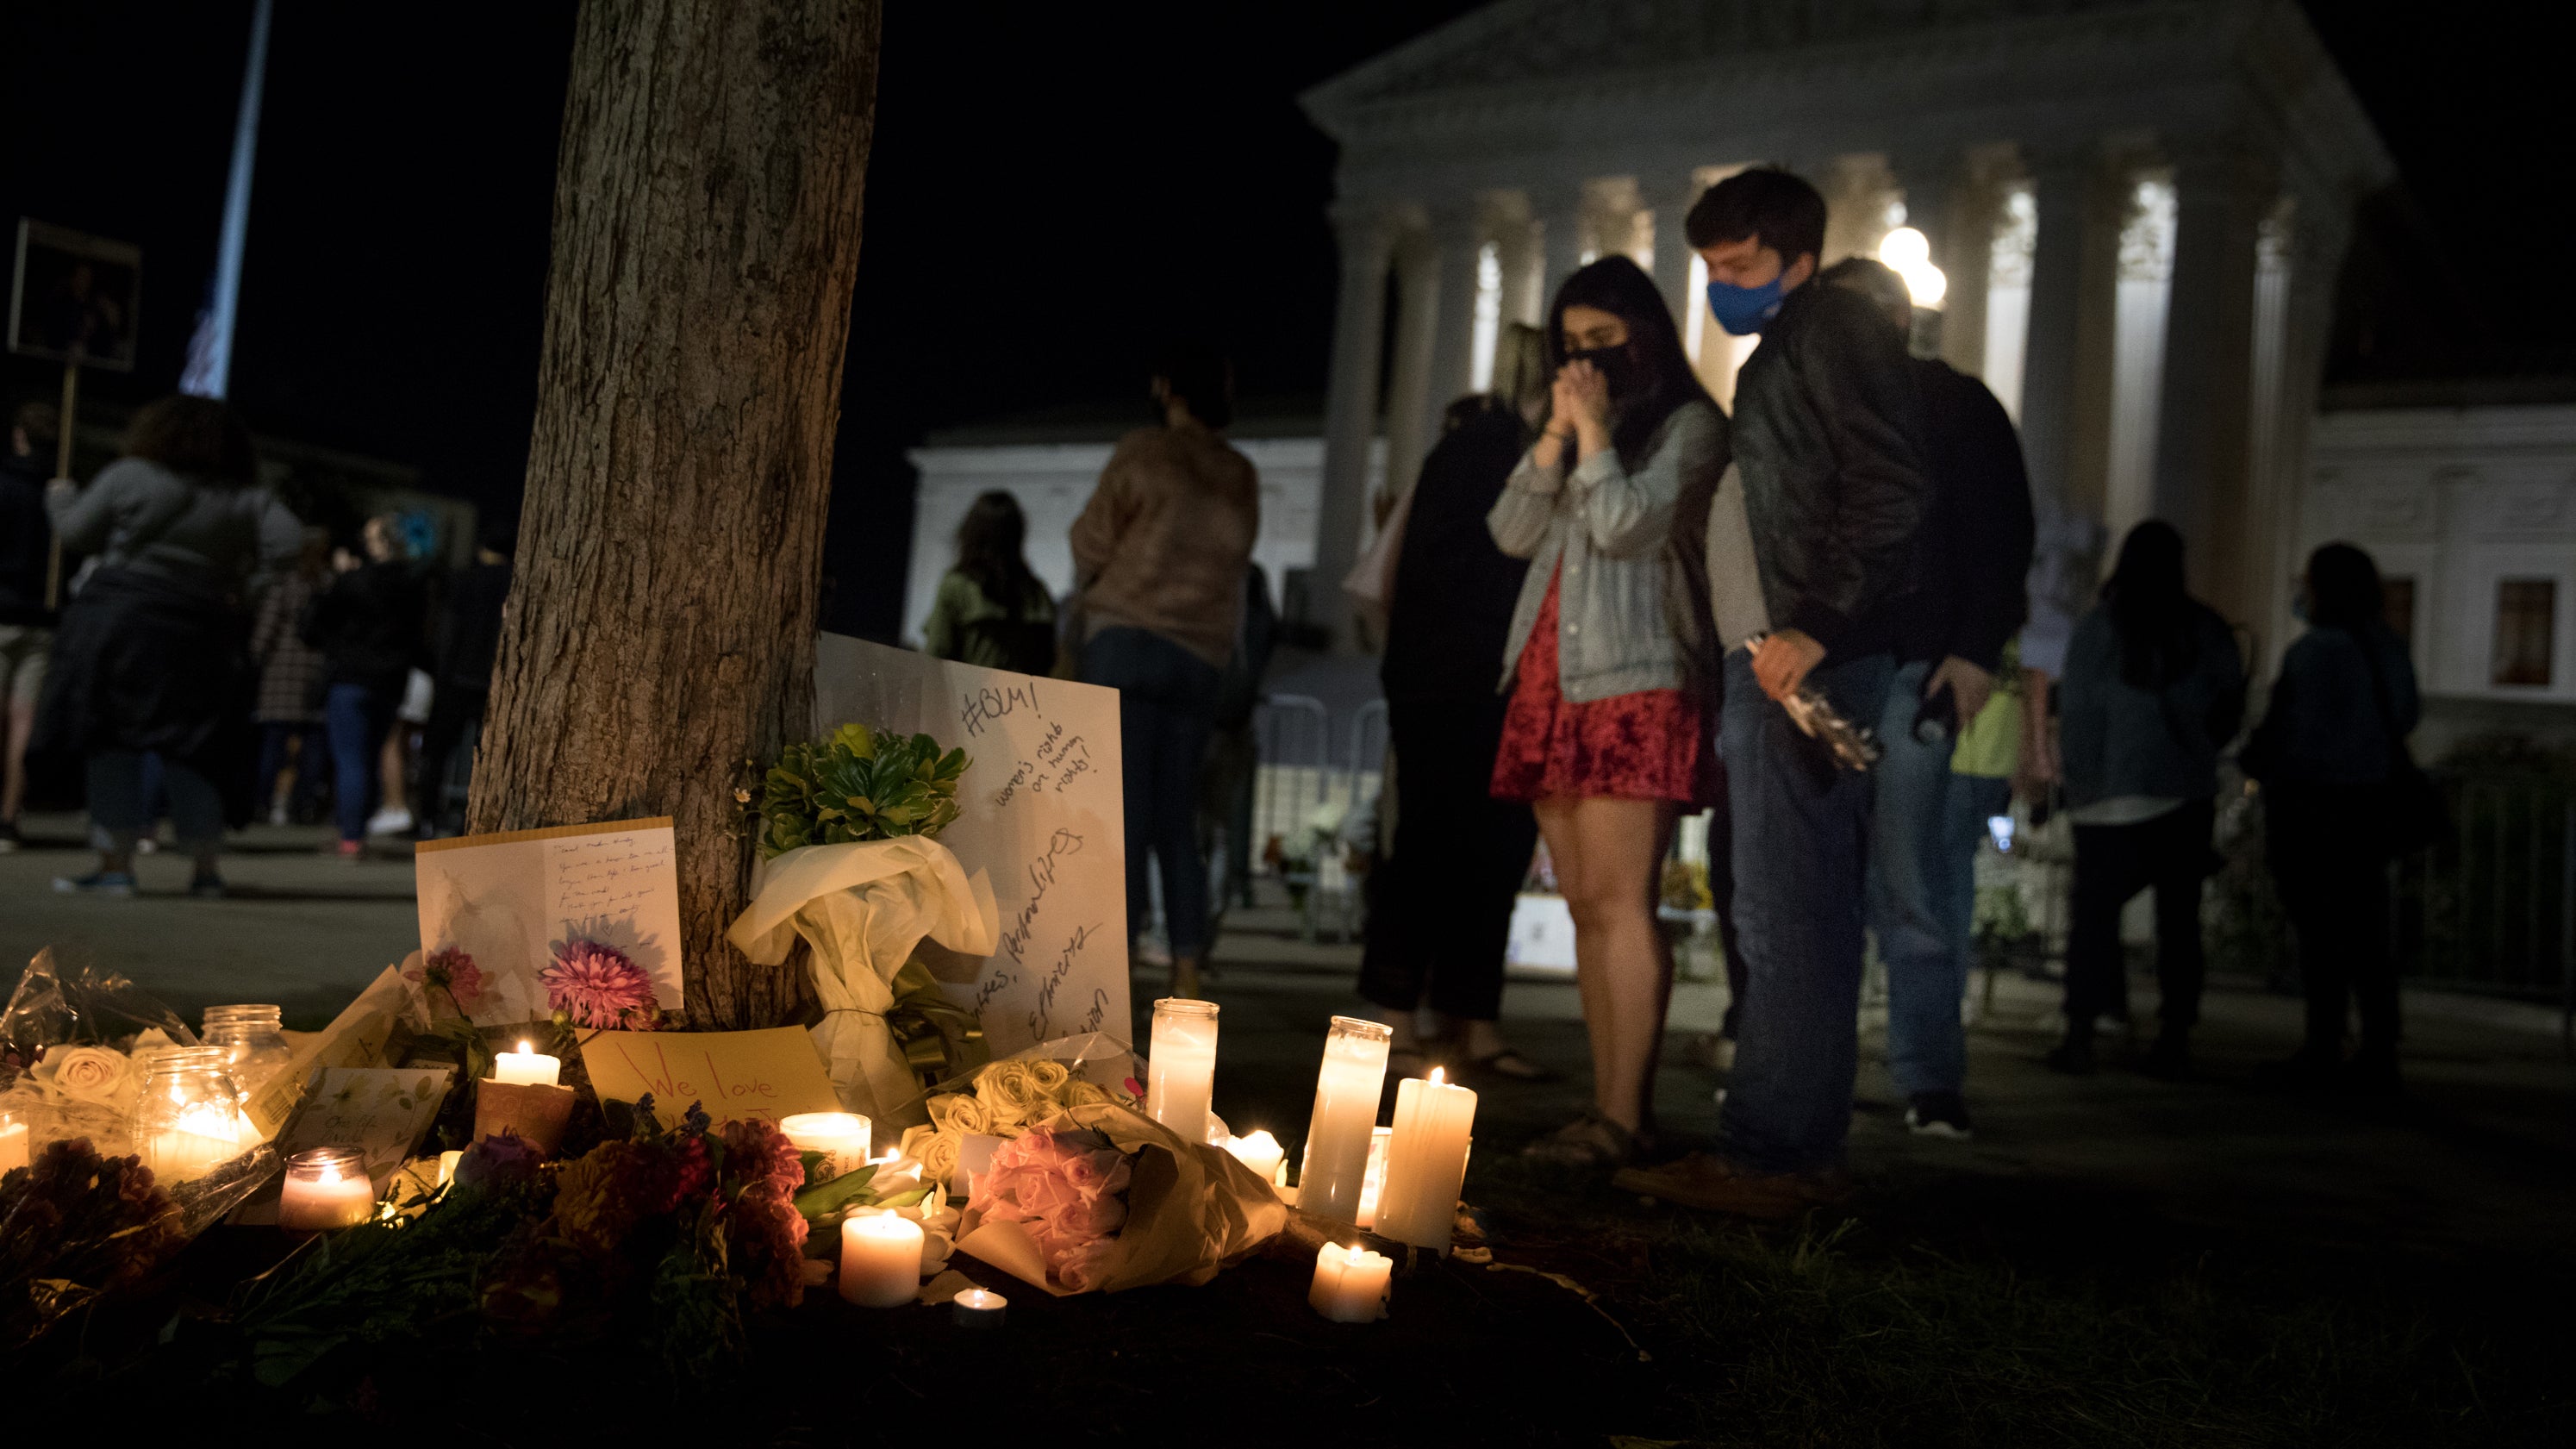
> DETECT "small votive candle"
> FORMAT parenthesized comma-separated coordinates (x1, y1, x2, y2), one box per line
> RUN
(1224, 1128, 1284, 1184)
(780, 1111, 873, 1181)
(839, 1210, 926, 1308)
(1308, 1240, 1392, 1323)
(490, 1040, 561, 1087)
(278, 1146, 376, 1231)
(951, 1286, 1007, 1329)
(0, 1109, 28, 1175)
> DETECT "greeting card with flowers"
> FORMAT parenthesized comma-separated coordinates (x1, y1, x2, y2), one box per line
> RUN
(413, 817, 686, 1029)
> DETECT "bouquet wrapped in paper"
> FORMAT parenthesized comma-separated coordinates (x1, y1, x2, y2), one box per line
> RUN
(727, 725, 999, 1130)
(955, 1098, 1285, 1296)
(0, 947, 196, 1152)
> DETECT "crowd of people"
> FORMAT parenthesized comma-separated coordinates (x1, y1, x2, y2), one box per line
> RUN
(960, 166, 2429, 1220)
(0, 395, 513, 887)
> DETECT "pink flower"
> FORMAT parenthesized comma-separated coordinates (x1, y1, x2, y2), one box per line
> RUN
(540, 940, 659, 1030)
(971, 1127, 1134, 1290)
(408, 946, 487, 1014)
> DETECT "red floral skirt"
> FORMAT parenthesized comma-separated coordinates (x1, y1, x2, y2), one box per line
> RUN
(1490, 568, 1711, 805)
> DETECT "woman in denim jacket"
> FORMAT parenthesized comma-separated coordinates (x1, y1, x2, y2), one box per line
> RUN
(1488, 257, 1730, 1167)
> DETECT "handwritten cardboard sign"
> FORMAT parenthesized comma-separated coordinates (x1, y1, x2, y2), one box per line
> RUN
(579, 1027, 842, 1128)
(812, 634, 1131, 1057)
(414, 818, 684, 1027)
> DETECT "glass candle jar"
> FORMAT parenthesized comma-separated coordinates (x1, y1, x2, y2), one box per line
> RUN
(134, 1047, 252, 1184)
(203, 1004, 294, 1098)
(278, 1146, 376, 1230)
(1145, 998, 1220, 1142)
(1, 1106, 28, 1176)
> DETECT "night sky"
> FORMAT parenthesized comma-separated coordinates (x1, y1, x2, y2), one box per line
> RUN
(0, 2, 2556, 635)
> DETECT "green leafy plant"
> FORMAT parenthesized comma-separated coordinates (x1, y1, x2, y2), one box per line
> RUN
(755, 722, 970, 858)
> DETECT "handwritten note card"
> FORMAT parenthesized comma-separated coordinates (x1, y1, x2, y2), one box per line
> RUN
(414, 817, 684, 1027)
(580, 1027, 842, 1129)
(812, 634, 1131, 1057)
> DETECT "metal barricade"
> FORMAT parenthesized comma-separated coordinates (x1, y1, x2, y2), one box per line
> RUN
(1251, 694, 1330, 876)
(2388, 775, 2575, 1051)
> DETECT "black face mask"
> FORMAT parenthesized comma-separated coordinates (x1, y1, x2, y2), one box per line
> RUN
(1564, 342, 1638, 399)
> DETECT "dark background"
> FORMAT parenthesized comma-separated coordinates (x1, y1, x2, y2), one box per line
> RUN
(1, 2, 2558, 637)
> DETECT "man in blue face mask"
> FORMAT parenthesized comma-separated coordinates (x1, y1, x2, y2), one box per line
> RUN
(1614, 166, 1933, 1216)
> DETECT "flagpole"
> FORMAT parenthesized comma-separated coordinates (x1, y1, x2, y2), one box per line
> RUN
(187, 0, 272, 400)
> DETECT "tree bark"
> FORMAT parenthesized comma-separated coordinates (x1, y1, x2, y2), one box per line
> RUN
(469, 1, 880, 1029)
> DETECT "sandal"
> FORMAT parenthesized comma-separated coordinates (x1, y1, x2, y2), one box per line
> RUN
(1466, 1047, 1556, 1084)
(1519, 1110, 1643, 1170)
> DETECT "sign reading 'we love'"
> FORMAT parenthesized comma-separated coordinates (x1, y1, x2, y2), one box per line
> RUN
(579, 1027, 842, 1129)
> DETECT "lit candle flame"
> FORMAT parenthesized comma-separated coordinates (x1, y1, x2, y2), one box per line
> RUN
(517, 1039, 531, 1054)
(1429, 1066, 1446, 1086)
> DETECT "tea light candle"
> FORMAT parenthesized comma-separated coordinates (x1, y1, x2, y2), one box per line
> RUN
(1224, 1128, 1284, 1184)
(1355, 1125, 1393, 1230)
(951, 1286, 1007, 1329)
(278, 1146, 376, 1231)
(1145, 998, 1220, 1142)
(1307, 1241, 1392, 1323)
(1295, 1015, 1391, 1226)
(0, 1110, 27, 1175)
(491, 1040, 560, 1088)
(839, 1210, 926, 1308)
(1372, 1067, 1478, 1252)
(780, 1111, 873, 1180)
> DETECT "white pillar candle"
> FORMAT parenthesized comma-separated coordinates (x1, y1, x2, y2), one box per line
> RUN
(278, 1147, 377, 1231)
(1223, 1128, 1284, 1185)
(490, 1040, 561, 1088)
(1355, 1125, 1394, 1231)
(951, 1286, 1007, 1329)
(1373, 1067, 1478, 1252)
(0, 1112, 28, 1175)
(779, 1111, 873, 1180)
(1145, 998, 1220, 1143)
(1307, 1241, 1393, 1323)
(839, 1210, 926, 1308)
(1294, 1015, 1391, 1226)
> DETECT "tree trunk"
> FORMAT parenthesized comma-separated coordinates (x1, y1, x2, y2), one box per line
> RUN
(468, 1, 881, 1029)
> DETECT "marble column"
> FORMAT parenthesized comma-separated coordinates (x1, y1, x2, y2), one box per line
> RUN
(1382, 226, 1444, 503)
(1645, 176, 1699, 345)
(1315, 205, 1396, 646)
(2017, 145, 2092, 522)
(2255, 197, 2351, 671)
(1417, 200, 1487, 465)
(2151, 143, 2266, 615)
(1537, 183, 1588, 308)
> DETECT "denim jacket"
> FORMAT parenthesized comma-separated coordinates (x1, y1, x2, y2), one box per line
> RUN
(1488, 398, 1725, 703)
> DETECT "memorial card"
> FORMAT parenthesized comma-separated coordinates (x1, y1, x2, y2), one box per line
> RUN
(812, 634, 1131, 1057)
(580, 1027, 844, 1129)
(414, 817, 685, 1027)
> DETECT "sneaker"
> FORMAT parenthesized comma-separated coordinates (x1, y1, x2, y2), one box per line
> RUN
(1904, 1091, 1974, 1139)
(334, 839, 366, 862)
(0, 819, 22, 852)
(53, 870, 138, 896)
(188, 872, 228, 899)
(365, 806, 415, 837)
(266, 802, 290, 827)
(1612, 1151, 1851, 1219)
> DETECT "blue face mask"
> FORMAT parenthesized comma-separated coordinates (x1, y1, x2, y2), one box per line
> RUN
(1706, 273, 1788, 336)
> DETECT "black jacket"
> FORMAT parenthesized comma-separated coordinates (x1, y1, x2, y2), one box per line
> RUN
(1908, 359, 2034, 671)
(434, 559, 512, 691)
(303, 561, 429, 698)
(0, 452, 55, 627)
(1382, 404, 1533, 699)
(1731, 283, 1932, 660)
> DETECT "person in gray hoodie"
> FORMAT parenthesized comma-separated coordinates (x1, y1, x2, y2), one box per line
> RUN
(2050, 520, 2242, 1076)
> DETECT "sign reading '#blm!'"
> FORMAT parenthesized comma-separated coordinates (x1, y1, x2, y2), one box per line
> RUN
(810, 634, 1131, 1059)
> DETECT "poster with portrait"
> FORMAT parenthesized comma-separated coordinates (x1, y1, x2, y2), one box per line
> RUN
(8, 219, 141, 371)
(810, 634, 1130, 1058)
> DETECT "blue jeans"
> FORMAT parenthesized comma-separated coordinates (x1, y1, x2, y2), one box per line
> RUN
(1714, 648, 1893, 1174)
(1080, 628, 1220, 960)
(88, 750, 223, 857)
(325, 682, 396, 845)
(1867, 659, 2014, 1096)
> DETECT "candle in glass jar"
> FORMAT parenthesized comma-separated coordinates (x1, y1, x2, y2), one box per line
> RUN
(1145, 998, 1220, 1142)
(839, 1211, 926, 1308)
(951, 1286, 1007, 1329)
(779, 1111, 873, 1180)
(1294, 1015, 1391, 1226)
(437, 1150, 463, 1187)
(1355, 1125, 1394, 1230)
(1307, 1241, 1392, 1322)
(1372, 1067, 1478, 1252)
(278, 1146, 376, 1230)
(1223, 1128, 1284, 1184)
(490, 1040, 561, 1087)
(0, 1110, 27, 1175)
(147, 1102, 249, 1183)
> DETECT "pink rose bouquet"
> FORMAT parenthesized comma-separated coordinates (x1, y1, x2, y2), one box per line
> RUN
(970, 1127, 1133, 1292)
